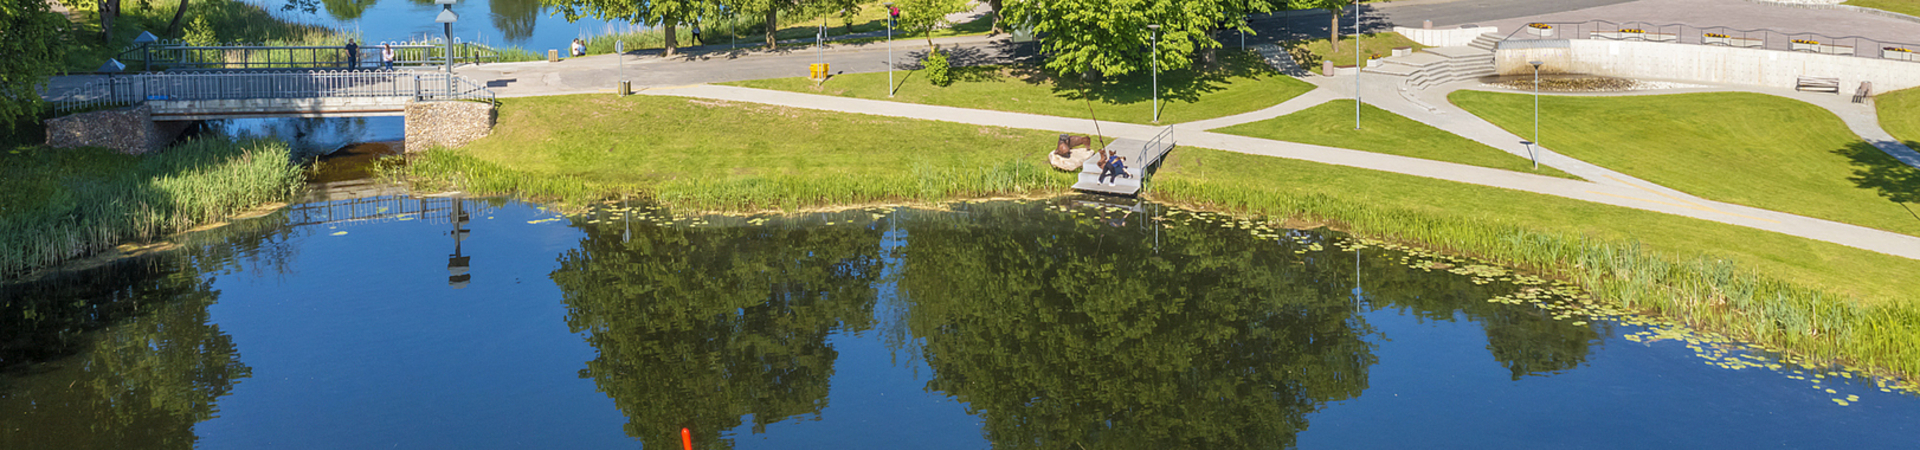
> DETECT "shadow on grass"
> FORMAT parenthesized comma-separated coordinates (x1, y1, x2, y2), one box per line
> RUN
(1837, 141, 1920, 221)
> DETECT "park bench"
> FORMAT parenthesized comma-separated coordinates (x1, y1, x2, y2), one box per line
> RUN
(1854, 81, 1874, 103)
(1797, 76, 1840, 92)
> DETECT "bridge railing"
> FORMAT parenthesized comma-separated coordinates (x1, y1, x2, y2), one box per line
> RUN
(51, 70, 497, 115)
(1500, 20, 1920, 62)
(1141, 126, 1176, 169)
(118, 39, 517, 71)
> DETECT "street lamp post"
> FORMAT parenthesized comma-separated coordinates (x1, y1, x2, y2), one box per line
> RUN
(434, 0, 458, 96)
(1354, 3, 1360, 130)
(1149, 24, 1160, 123)
(1527, 60, 1544, 170)
(886, 2, 896, 97)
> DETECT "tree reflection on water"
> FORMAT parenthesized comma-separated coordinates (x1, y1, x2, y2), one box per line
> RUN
(552, 200, 1604, 448)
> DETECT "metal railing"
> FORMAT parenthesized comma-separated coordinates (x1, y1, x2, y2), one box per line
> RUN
(50, 70, 496, 115)
(117, 39, 515, 71)
(1503, 20, 1920, 62)
(1141, 126, 1176, 169)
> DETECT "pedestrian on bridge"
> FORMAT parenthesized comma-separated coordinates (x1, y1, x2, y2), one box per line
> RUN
(346, 40, 360, 70)
(380, 43, 395, 70)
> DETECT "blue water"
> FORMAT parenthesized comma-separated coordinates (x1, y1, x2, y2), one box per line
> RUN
(241, 0, 635, 50)
(2, 197, 1915, 449)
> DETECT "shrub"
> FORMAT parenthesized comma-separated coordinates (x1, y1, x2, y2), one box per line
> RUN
(924, 48, 952, 87)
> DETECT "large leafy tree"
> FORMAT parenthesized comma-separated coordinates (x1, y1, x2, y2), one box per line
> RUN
(0, 0, 65, 128)
(1001, 0, 1280, 76)
(545, 0, 705, 55)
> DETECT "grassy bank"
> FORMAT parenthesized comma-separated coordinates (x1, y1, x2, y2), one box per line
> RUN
(724, 50, 1314, 124)
(1452, 90, 1920, 236)
(1150, 147, 1920, 384)
(378, 94, 1073, 212)
(1844, 0, 1920, 17)
(1, 138, 306, 277)
(1875, 86, 1920, 146)
(1214, 99, 1578, 179)
(60, 0, 341, 72)
(1282, 31, 1425, 69)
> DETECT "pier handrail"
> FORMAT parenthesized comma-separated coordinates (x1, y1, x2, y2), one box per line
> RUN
(118, 39, 512, 71)
(1142, 126, 1176, 168)
(1501, 20, 1920, 62)
(50, 70, 496, 115)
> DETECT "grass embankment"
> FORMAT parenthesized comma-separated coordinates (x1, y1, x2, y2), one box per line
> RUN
(1151, 148, 1920, 383)
(1875, 86, 1920, 146)
(724, 50, 1314, 125)
(1282, 31, 1425, 69)
(59, 0, 339, 72)
(1213, 100, 1579, 179)
(1453, 90, 1920, 236)
(1843, 0, 1920, 17)
(0, 138, 305, 277)
(379, 94, 1073, 212)
(579, 2, 992, 55)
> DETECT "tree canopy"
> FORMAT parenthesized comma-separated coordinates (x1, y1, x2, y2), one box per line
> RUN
(0, 0, 66, 129)
(1001, 0, 1281, 76)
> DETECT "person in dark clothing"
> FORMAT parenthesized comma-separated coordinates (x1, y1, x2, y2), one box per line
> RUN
(1099, 155, 1129, 186)
(345, 40, 360, 69)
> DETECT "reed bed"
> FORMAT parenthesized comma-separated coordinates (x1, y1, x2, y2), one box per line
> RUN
(382, 148, 1064, 213)
(1151, 166, 1920, 383)
(0, 138, 305, 278)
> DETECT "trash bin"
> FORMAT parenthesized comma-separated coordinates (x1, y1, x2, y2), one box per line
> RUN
(549, 49, 559, 63)
(619, 80, 631, 96)
(809, 63, 831, 80)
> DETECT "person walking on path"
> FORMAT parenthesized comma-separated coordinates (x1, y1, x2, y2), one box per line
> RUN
(692, 24, 703, 45)
(345, 40, 360, 70)
(380, 43, 394, 70)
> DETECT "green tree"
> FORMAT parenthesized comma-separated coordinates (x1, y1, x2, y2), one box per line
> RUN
(549, 212, 885, 449)
(895, 0, 964, 47)
(1001, 0, 1278, 76)
(545, 0, 705, 55)
(0, 0, 65, 128)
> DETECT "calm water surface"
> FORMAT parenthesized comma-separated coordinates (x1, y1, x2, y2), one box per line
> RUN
(241, 0, 634, 50)
(2, 195, 1917, 449)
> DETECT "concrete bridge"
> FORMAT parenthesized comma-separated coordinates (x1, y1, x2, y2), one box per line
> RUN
(46, 70, 498, 154)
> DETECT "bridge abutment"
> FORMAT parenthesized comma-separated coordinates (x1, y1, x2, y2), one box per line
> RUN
(404, 101, 496, 152)
(45, 105, 165, 155)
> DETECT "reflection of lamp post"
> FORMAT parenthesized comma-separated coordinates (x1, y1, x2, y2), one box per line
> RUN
(434, 0, 459, 96)
(1527, 60, 1544, 170)
(448, 197, 472, 289)
(1149, 24, 1160, 124)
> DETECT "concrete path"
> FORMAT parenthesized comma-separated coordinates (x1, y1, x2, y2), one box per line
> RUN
(639, 84, 1920, 260)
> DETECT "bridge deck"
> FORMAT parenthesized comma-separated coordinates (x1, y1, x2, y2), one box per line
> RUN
(1071, 136, 1175, 196)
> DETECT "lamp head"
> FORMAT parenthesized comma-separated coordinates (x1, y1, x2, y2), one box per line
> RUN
(436, 8, 459, 23)
(434, 0, 455, 5)
(1528, 60, 1544, 68)
(1148, 24, 1160, 30)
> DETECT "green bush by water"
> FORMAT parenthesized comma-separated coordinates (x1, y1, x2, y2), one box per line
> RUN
(0, 137, 306, 277)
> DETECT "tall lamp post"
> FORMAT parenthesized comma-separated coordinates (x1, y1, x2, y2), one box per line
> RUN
(434, 0, 458, 96)
(1526, 60, 1544, 170)
(1353, 3, 1361, 130)
(886, 2, 897, 97)
(1149, 24, 1161, 124)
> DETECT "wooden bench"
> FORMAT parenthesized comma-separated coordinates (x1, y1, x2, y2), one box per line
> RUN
(1855, 81, 1874, 103)
(1797, 76, 1841, 92)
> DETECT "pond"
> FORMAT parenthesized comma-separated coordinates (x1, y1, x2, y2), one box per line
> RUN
(240, 0, 646, 50)
(3, 189, 1917, 448)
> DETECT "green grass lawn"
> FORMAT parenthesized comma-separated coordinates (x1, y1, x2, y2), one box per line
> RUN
(1844, 0, 1920, 17)
(1876, 86, 1920, 146)
(1152, 147, 1920, 381)
(1452, 90, 1920, 236)
(723, 50, 1314, 125)
(1213, 100, 1578, 179)
(384, 94, 1074, 212)
(1282, 32, 1426, 70)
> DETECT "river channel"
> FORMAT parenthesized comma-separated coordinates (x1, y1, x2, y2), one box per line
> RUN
(3, 126, 1919, 448)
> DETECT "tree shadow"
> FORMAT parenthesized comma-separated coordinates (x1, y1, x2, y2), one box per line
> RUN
(1834, 141, 1920, 221)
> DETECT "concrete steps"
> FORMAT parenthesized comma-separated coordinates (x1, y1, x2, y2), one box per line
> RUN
(1362, 33, 1501, 90)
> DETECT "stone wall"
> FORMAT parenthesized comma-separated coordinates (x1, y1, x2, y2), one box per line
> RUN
(45, 105, 161, 155)
(404, 101, 496, 152)
(1496, 39, 1920, 92)
(1395, 26, 1499, 47)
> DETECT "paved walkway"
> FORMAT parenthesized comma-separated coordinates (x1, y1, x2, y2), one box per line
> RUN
(638, 83, 1920, 260)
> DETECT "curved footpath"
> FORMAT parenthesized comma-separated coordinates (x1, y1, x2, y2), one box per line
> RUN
(634, 82, 1920, 261)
